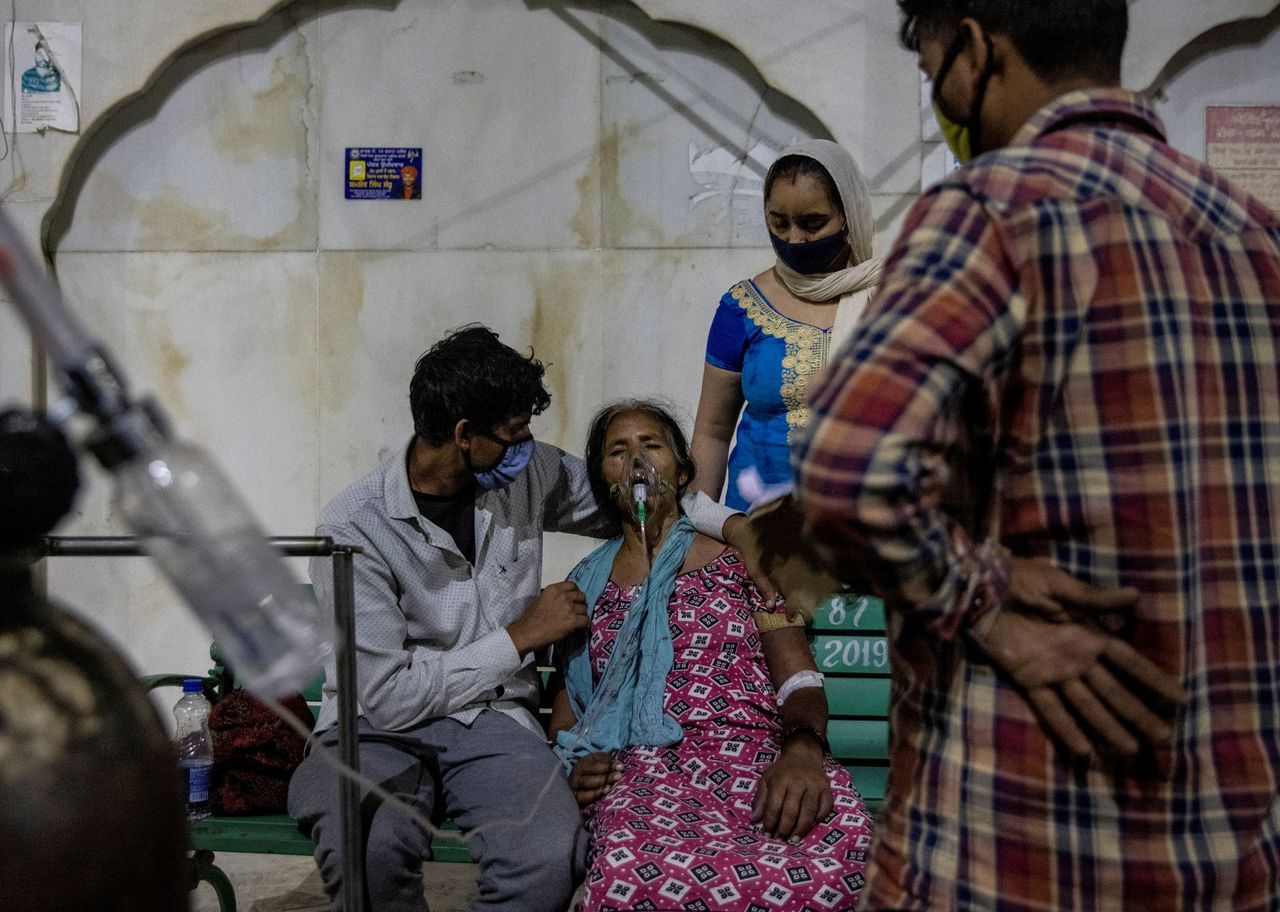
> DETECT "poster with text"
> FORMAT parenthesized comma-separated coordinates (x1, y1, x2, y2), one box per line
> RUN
(3, 21, 81, 133)
(1206, 106, 1280, 214)
(345, 147, 422, 200)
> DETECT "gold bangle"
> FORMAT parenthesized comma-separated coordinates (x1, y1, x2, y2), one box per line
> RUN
(752, 610, 804, 633)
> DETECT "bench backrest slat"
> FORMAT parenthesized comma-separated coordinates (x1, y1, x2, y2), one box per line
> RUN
(810, 594, 891, 811)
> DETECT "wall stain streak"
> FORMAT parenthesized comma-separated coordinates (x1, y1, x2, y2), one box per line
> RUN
(139, 312, 192, 425)
(599, 126, 664, 247)
(570, 151, 601, 250)
(316, 251, 370, 422)
(210, 53, 309, 164)
(529, 262, 596, 450)
(136, 189, 236, 251)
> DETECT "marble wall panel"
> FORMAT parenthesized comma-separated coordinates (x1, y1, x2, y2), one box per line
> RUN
(633, 1, 1280, 145)
(599, 247, 768, 424)
(316, 0, 602, 252)
(316, 248, 605, 500)
(1154, 12, 1280, 162)
(60, 21, 319, 252)
(872, 192, 913, 253)
(45, 251, 320, 677)
(2, 0, 286, 203)
(1125, 0, 1280, 90)
(630, 0, 923, 197)
(596, 1, 829, 250)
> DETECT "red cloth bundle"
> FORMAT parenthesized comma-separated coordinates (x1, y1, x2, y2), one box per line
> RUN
(208, 690, 313, 815)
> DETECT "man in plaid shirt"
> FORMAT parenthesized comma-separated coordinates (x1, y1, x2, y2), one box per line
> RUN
(794, 1, 1280, 909)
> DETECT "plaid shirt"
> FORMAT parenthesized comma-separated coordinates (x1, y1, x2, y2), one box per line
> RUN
(795, 89, 1280, 911)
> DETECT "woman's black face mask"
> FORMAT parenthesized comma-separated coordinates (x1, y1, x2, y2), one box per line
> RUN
(770, 229, 848, 275)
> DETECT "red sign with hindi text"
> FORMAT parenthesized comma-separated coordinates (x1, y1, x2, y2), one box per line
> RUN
(1206, 106, 1280, 213)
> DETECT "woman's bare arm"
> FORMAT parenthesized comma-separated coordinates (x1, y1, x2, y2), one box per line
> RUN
(691, 363, 745, 501)
(754, 625, 833, 840)
(761, 626, 829, 734)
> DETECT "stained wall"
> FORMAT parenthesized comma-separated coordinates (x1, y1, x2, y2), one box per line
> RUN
(0, 0, 1275, 682)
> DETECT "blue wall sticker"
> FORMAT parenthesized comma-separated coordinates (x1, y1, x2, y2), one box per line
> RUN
(345, 147, 422, 200)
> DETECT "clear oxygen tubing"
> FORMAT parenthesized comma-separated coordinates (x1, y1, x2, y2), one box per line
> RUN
(0, 212, 577, 874)
(635, 479, 649, 572)
(0, 206, 330, 698)
(626, 452, 661, 573)
(255, 692, 573, 870)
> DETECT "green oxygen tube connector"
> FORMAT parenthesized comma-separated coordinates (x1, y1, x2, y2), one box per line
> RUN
(628, 454, 659, 573)
(633, 478, 650, 571)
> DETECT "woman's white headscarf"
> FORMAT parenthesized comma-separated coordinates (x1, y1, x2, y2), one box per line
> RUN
(766, 139, 884, 349)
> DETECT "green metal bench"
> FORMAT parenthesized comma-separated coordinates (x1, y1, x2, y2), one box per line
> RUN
(150, 593, 890, 911)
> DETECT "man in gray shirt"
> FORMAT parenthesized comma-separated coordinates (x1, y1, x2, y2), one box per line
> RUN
(289, 325, 743, 912)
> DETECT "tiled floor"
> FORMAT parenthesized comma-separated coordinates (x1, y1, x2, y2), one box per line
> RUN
(190, 856, 479, 912)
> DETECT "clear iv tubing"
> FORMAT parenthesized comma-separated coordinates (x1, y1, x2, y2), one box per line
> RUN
(0, 207, 331, 699)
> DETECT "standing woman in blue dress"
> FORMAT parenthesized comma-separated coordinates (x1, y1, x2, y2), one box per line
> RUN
(691, 140, 883, 508)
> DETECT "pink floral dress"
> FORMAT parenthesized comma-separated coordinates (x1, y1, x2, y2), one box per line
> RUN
(577, 548, 872, 912)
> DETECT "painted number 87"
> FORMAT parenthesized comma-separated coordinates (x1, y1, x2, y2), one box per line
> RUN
(824, 595, 867, 628)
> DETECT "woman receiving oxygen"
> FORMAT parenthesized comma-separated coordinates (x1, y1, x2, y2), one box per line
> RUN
(551, 400, 870, 912)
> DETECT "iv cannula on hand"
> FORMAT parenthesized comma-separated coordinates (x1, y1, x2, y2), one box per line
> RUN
(0, 207, 330, 698)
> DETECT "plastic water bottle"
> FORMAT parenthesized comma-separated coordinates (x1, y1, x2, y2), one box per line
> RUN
(174, 678, 214, 820)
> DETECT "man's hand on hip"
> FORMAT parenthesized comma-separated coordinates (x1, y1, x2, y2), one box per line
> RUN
(1007, 556, 1140, 628)
(507, 580, 589, 657)
(974, 608, 1188, 758)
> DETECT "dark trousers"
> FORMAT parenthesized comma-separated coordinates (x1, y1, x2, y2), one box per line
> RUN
(288, 710, 586, 912)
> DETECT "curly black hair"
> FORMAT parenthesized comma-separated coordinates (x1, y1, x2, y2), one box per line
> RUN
(898, 0, 1126, 85)
(583, 400, 697, 522)
(409, 325, 551, 445)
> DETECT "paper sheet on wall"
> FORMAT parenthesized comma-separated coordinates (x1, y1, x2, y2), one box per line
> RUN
(2, 21, 81, 134)
(1206, 106, 1280, 215)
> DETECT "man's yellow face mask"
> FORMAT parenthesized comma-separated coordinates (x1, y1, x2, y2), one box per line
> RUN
(930, 28, 995, 165)
(934, 102, 975, 164)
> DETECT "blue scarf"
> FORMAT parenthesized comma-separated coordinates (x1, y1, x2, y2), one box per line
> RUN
(553, 516, 695, 772)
